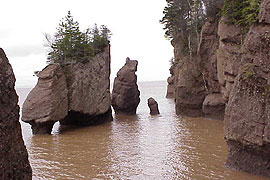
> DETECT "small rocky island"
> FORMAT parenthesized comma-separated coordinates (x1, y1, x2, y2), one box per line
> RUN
(22, 45, 112, 134)
(0, 48, 32, 179)
(22, 12, 113, 134)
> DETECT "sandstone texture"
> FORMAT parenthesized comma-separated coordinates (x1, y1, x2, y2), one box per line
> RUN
(0, 48, 32, 179)
(224, 0, 270, 176)
(166, 66, 175, 98)
(60, 45, 112, 125)
(216, 16, 243, 102)
(22, 45, 112, 134)
(199, 18, 226, 118)
(199, 18, 220, 93)
(174, 57, 207, 117)
(111, 57, 140, 114)
(22, 64, 68, 134)
(202, 93, 225, 120)
(147, 97, 160, 115)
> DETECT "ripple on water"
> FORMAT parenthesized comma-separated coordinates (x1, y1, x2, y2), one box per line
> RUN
(17, 82, 269, 180)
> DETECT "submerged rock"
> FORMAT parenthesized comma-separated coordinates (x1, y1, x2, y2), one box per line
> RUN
(22, 64, 68, 134)
(225, 0, 270, 177)
(0, 48, 32, 179)
(202, 93, 225, 120)
(147, 97, 160, 115)
(111, 57, 140, 114)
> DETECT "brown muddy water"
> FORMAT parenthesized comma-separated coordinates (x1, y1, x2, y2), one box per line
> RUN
(17, 81, 268, 180)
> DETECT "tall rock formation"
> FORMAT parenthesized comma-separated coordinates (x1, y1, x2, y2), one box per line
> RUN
(0, 48, 32, 179)
(22, 45, 112, 134)
(60, 45, 112, 125)
(111, 57, 140, 115)
(169, 32, 207, 117)
(174, 56, 207, 117)
(199, 17, 225, 119)
(224, 0, 270, 176)
(22, 64, 68, 134)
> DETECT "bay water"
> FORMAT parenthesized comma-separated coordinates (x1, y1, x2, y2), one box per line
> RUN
(17, 81, 267, 180)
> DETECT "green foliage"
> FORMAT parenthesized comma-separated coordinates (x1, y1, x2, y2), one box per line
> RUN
(222, 0, 262, 30)
(160, 0, 223, 56)
(45, 11, 111, 64)
(242, 64, 255, 80)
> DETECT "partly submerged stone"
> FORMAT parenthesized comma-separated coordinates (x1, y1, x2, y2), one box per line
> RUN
(22, 64, 68, 134)
(202, 93, 225, 120)
(0, 48, 32, 179)
(111, 57, 140, 114)
(147, 97, 160, 115)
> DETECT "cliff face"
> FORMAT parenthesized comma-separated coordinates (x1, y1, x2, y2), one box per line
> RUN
(169, 14, 244, 119)
(61, 45, 112, 125)
(22, 45, 112, 134)
(199, 18, 226, 119)
(174, 56, 207, 116)
(0, 48, 32, 179)
(224, 0, 270, 176)
(216, 16, 243, 102)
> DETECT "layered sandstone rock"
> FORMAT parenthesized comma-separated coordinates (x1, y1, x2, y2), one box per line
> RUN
(216, 16, 243, 102)
(199, 18, 226, 118)
(174, 56, 207, 116)
(0, 48, 32, 179)
(147, 97, 160, 115)
(225, 0, 270, 176)
(111, 57, 140, 114)
(22, 45, 112, 134)
(60, 45, 112, 125)
(22, 64, 68, 134)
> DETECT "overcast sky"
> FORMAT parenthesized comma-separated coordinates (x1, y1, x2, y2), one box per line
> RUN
(1, 0, 173, 87)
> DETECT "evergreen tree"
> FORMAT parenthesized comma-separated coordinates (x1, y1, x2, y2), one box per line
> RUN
(46, 11, 111, 64)
(160, 0, 223, 57)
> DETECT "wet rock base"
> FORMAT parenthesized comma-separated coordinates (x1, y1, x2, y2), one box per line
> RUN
(60, 108, 113, 126)
(226, 140, 270, 177)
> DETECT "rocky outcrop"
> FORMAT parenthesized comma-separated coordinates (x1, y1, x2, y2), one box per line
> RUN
(199, 18, 226, 118)
(22, 64, 68, 134)
(216, 16, 243, 102)
(60, 45, 112, 125)
(202, 93, 225, 119)
(147, 97, 160, 115)
(166, 66, 175, 98)
(22, 45, 112, 134)
(174, 56, 207, 117)
(0, 48, 32, 179)
(199, 18, 220, 93)
(224, 0, 270, 176)
(111, 57, 140, 114)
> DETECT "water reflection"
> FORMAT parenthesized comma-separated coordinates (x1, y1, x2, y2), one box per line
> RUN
(17, 82, 269, 180)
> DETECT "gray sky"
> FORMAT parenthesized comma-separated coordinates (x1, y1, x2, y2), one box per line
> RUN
(1, 0, 173, 87)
